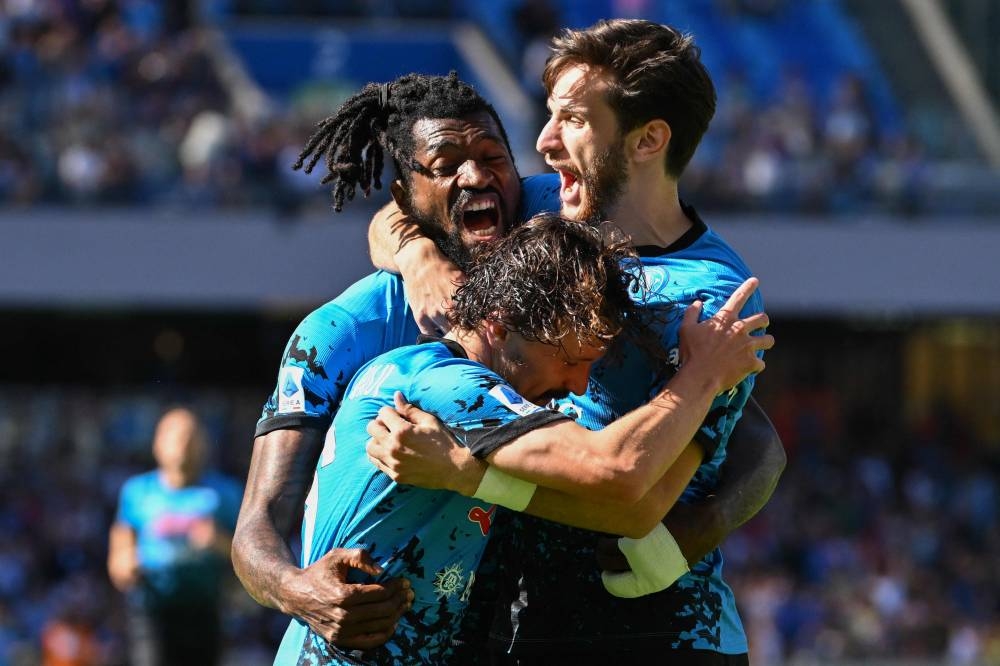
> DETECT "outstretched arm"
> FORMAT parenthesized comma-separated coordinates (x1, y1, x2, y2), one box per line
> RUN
(232, 428, 412, 649)
(368, 279, 772, 507)
(368, 201, 463, 334)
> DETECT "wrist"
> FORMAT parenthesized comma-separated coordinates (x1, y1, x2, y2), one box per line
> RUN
(274, 563, 307, 615)
(455, 458, 488, 497)
(668, 359, 726, 400)
(395, 236, 443, 279)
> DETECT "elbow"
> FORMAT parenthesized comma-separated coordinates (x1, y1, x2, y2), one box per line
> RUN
(585, 460, 650, 505)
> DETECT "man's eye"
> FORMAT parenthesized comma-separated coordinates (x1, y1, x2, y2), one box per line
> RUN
(432, 164, 458, 176)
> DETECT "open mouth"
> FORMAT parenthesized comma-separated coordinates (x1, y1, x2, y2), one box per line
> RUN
(459, 195, 502, 239)
(551, 165, 582, 209)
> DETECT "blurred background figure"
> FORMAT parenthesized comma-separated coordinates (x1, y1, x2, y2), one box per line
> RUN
(107, 407, 242, 666)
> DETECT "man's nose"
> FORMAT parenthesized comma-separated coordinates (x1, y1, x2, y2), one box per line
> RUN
(536, 116, 562, 155)
(456, 159, 491, 189)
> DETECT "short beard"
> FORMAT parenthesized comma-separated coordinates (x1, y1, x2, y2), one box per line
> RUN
(580, 137, 628, 224)
(404, 193, 475, 271)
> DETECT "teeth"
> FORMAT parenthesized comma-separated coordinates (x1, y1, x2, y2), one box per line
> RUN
(468, 225, 497, 237)
(463, 199, 497, 212)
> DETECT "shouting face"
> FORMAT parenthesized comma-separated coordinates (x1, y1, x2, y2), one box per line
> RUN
(536, 64, 628, 224)
(402, 112, 521, 267)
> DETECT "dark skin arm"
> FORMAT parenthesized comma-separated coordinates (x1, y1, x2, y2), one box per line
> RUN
(597, 396, 785, 569)
(232, 428, 413, 649)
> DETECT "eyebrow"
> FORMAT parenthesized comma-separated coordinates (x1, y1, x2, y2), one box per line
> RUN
(424, 133, 507, 155)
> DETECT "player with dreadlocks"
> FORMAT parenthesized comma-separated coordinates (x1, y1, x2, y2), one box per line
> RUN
(231, 72, 555, 651)
(290, 71, 531, 269)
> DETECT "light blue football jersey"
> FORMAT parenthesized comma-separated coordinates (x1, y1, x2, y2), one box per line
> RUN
(274, 338, 567, 665)
(485, 188, 763, 657)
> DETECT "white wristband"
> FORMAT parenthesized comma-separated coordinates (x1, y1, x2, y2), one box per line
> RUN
(472, 465, 536, 512)
(601, 523, 689, 598)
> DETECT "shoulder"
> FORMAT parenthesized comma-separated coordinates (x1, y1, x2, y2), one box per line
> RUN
(302, 271, 406, 326)
(119, 470, 158, 503)
(519, 173, 561, 219)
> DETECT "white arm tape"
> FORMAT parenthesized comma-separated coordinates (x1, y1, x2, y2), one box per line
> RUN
(472, 465, 537, 512)
(601, 523, 689, 598)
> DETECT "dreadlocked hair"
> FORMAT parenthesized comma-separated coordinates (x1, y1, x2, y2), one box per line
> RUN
(293, 71, 511, 212)
(448, 214, 655, 355)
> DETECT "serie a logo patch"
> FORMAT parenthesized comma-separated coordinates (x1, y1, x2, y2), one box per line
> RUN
(277, 366, 305, 413)
(488, 384, 543, 416)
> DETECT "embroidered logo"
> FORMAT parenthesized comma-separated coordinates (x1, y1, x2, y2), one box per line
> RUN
(433, 562, 466, 599)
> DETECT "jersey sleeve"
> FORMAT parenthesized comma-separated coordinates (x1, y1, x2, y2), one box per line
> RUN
(257, 272, 418, 439)
(402, 358, 569, 460)
(519, 173, 561, 219)
(115, 477, 141, 529)
(255, 303, 368, 437)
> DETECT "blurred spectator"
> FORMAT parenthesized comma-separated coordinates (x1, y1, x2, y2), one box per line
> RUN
(107, 407, 242, 666)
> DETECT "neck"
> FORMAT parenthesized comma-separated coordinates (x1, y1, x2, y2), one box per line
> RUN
(159, 468, 192, 489)
(445, 328, 493, 368)
(606, 169, 691, 248)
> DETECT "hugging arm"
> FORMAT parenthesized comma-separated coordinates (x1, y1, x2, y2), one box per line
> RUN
(661, 396, 786, 563)
(232, 428, 412, 649)
(368, 201, 463, 334)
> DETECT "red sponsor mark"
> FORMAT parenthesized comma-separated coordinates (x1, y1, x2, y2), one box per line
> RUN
(467, 505, 497, 536)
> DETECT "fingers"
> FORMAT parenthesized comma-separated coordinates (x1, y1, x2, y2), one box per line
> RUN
(682, 299, 704, 327)
(375, 404, 413, 432)
(393, 391, 438, 427)
(717, 277, 759, 319)
(740, 312, 770, 333)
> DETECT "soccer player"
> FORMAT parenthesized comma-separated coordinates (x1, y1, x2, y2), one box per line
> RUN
(108, 407, 242, 666)
(366, 19, 780, 664)
(232, 72, 608, 649)
(275, 214, 771, 664)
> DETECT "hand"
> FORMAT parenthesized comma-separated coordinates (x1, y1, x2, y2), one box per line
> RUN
(281, 547, 414, 650)
(396, 236, 465, 335)
(366, 392, 486, 496)
(108, 550, 142, 591)
(678, 277, 773, 394)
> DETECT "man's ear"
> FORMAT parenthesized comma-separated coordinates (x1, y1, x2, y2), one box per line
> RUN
(390, 180, 411, 214)
(628, 119, 671, 164)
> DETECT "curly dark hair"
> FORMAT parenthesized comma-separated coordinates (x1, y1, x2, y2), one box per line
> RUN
(293, 71, 513, 212)
(448, 214, 647, 351)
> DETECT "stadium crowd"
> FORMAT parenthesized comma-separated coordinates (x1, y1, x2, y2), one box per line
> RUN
(2, 0, 992, 216)
(0, 380, 997, 664)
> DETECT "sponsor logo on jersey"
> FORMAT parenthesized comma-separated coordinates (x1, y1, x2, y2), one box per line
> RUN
(433, 562, 466, 599)
(277, 366, 305, 413)
(467, 504, 496, 536)
(489, 384, 542, 416)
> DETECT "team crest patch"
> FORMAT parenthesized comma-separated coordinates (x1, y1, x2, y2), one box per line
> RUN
(277, 366, 305, 413)
(488, 385, 543, 416)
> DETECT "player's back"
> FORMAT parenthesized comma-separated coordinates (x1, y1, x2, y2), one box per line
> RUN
(275, 340, 516, 665)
